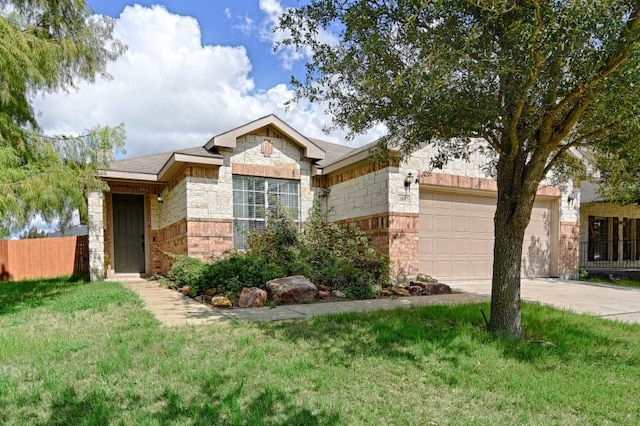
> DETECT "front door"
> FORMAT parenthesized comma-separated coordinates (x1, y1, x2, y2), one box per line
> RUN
(113, 194, 146, 273)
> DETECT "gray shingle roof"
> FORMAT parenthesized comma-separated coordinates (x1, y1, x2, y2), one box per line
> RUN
(107, 135, 379, 175)
(108, 146, 223, 175)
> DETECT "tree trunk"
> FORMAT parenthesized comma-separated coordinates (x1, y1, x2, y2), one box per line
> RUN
(489, 156, 540, 338)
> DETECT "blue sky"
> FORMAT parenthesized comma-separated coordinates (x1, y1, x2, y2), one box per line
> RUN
(34, 1, 387, 159)
(86, 0, 300, 90)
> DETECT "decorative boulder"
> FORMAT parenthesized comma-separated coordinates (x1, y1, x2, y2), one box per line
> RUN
(212, 296, 232, 308)
(407, 285, 426, 296)
(238, 287, 268, 308)
(415, 274, 438, 284)
(424, 283, 452, 295)
(331, 290, 346, 299)
(178, 286, 194, 297)
(392, 287, 411, 297)
(318, 290, 332, 299)
(266, 276, 318, 304)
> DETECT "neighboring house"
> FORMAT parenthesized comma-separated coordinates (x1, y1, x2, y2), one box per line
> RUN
(578, 177, 640, 271)
(88, 114, 580, 281)
(48, 225, 88, 237)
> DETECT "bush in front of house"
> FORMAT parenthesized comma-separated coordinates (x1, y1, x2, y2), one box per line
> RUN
(166, 254, 205, 289)
(166, 202, 389, 300)
(193, 253, 285, 297)
(301, 207, 389, 299)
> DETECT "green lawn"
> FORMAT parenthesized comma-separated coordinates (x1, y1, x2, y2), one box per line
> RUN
(1, 278, 640, 425)
(583, 276, 640, 289)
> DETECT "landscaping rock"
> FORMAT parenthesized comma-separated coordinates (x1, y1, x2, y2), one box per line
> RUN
(317, 284, 331, 292)
(332, 290, 346, 298)
(415, 273, 438, 283)
(178, 286, 194, 297)
(212, 296, 232, 308)
(408, 285, 426, 296)
(203, 288, 217, 297)
(318, 290, 332, 299)
(424, 283, 452, 295)
(393, 287, 411, 297)
(238, 287, 267, 308)
(266, 276, 318, 304)
(380, 288, 393, 296)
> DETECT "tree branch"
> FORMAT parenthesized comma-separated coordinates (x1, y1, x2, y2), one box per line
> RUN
(542, 122, 618, 175)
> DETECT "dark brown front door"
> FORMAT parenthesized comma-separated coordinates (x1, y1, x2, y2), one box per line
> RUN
(113, 194, 145, 273)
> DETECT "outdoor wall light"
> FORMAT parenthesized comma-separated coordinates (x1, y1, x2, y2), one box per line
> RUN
(404, 172, 419, 188)
(157, 194, 164, 204)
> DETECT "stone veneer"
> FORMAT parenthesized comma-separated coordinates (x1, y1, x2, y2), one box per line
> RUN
(87, 190, 105, 281)
(94, 126, 319, 278)
(94, 127, 583, 280)
(321, 140, 581, 279)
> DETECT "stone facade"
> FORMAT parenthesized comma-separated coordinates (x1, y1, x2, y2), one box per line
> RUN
(95, 118, 584, 281)
(87, 191, 105, 281)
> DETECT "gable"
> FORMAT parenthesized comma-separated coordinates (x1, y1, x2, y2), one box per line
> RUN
(204, 114, 325, 161)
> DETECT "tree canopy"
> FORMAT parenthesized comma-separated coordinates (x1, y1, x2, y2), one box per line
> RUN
(279, 0, 640, 337)
(0, 0, 126, 237)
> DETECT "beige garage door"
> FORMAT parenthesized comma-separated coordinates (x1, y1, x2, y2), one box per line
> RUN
(418, 190, 552, 280)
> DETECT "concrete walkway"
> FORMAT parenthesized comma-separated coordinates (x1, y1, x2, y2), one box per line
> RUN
(448, 278, 640, 324)
(121, 278, 640, 326)
(120, 280, 488, 326)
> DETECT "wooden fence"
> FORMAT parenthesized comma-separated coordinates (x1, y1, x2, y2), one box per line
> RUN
(0, 236, 89, 281)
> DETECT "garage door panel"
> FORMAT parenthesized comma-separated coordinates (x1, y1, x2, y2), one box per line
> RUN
(436, 215, 452, 231)
(419, 190, 552, 280)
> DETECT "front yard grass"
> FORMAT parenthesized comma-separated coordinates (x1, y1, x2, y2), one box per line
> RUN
(1, 277, 639, 424)
(583, 276, 640, 289)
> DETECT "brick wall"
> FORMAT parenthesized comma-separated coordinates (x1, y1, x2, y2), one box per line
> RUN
(559, 221, 580, 279)
(146, 218, 233, 275)
(338, 212, 420, 278)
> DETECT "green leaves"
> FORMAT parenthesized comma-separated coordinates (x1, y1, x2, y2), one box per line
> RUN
(279, 0, 640, 168)
(0, 1, 126, 235)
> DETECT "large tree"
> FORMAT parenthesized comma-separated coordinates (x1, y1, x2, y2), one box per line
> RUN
(0, 0, 126, 237)
(279, 0, 640, 337)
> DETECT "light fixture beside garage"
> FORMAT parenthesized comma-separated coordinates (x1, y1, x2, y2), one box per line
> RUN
(157, 194, 164, 204)
(404, 172, 419, 189)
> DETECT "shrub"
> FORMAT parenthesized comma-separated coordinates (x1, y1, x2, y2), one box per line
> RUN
(164, 201, 390, 300)
(246, 205, 309, 276)
(300, 203, 389, 299)
(194, 252, 284, 297)
(167, 255, 205, 288)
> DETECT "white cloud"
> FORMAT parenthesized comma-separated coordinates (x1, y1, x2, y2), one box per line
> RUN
(34, 4, 384, 159)
(258, 0, 340, 70)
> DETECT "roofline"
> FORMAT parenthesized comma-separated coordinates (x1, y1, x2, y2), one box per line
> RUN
(158, 153, 224, 181)
(99, 170, 159, 182)
(101, 153, 223, 183)
(204, 114, 326, 161)
(317, 139, 399, 175)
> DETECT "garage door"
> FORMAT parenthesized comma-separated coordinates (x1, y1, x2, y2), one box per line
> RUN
(418, 190, 553, 280)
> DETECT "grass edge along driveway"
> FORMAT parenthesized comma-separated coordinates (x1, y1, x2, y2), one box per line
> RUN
(0, 277, 639, 425)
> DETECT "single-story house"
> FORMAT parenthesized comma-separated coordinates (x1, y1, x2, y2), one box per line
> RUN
(88, 114, 580, 281)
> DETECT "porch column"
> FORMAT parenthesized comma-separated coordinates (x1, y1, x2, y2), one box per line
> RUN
(618, 217, 624, 265)
(87, 191, 105, 281)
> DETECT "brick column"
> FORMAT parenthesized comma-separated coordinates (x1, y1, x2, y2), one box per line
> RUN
(559, 221, 580, 279)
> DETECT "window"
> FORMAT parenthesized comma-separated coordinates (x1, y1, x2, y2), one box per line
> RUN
(588, 216, 609, 261)
(232, 175, 300, 249)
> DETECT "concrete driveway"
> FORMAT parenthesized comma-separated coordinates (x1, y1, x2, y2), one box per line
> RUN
(448, 278, 640, 324)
